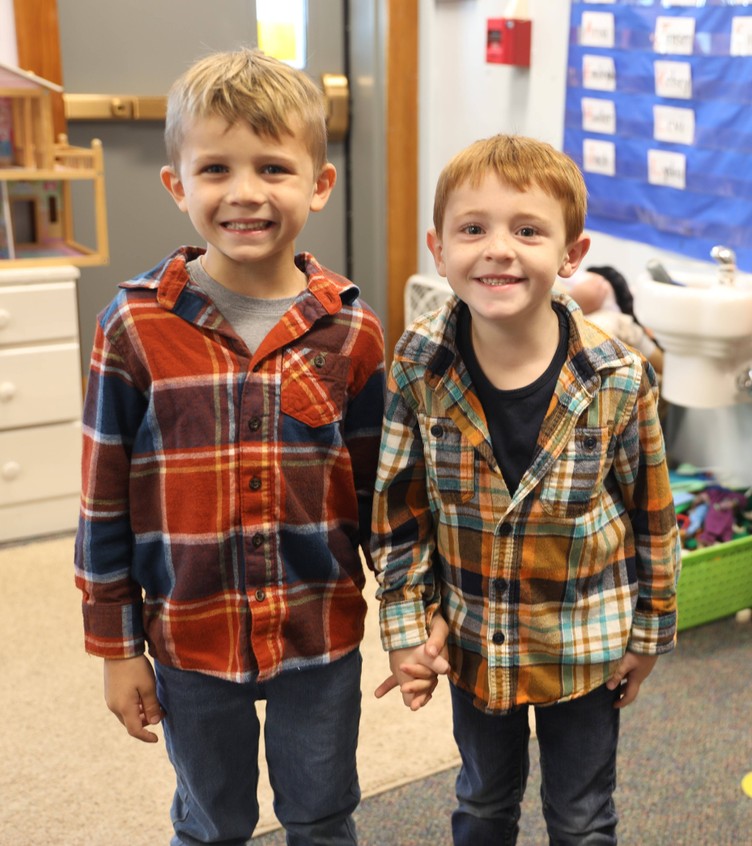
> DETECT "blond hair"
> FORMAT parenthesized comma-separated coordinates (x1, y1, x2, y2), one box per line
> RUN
(432, 135, 587, 245)
(164, 48, 328, 171)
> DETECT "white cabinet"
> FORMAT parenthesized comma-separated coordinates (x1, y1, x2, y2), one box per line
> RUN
(0, 266, 82, 543)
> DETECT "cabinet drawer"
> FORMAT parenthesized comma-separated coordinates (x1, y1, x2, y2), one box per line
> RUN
(0, 281, 79, 345)
(0, 421, 81, 507)
(0, 493, 81, 543)
(0, 343, 82, 430)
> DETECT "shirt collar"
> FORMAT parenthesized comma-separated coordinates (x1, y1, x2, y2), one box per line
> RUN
(119, 247, 361, 321)
(409, 290, 634, 391)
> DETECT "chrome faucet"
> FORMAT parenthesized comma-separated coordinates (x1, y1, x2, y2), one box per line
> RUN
(738, 365, 752, 398)
(710, 245, 736, 286)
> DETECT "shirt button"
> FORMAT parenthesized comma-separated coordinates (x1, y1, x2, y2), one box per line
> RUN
(584, 435, 597, 450)
(313, 353, 326, 367)
(249, 477, 262, 491)
(248, 417, 261, 432)
(430, 424, 443, 438)
(251, 533, 264, 548)
(492, 631, 505, 645)
(494, 578, 507, 593)
(498, 523, 512, 537)
(255, 589, 266, 602)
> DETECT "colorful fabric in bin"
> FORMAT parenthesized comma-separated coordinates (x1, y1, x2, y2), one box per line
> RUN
(670, 467, 752, 552)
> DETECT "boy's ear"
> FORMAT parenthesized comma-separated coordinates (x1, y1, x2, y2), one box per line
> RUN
(310, 163, 337, 212)
(160, 165, 188, 212)
(426, 228, 447, 277)
(558, 234, 591, 279)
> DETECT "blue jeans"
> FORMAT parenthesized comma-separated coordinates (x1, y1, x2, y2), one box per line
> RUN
(155, 649, 362, 846)
(450, 682, 620, 846)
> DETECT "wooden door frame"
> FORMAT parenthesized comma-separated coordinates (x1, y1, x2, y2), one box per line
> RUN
(13, 0, 66, 138)
(385, 0, 418, 355)
(15, 0, 419, 354)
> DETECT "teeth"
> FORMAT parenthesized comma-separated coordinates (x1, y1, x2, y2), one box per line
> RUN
(478, 277, 511, 286)
(224, 221, 270, 231)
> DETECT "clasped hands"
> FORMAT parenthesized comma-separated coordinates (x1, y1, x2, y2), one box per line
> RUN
(374, 613, 450, 710)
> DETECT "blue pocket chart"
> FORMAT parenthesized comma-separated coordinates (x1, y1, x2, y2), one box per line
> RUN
(564, 0, 752, 271)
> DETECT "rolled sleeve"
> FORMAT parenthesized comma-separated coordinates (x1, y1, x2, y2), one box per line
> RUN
(617, 363, 680, 653)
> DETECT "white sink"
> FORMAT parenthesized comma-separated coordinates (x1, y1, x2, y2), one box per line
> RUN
(634, 259, 752, 408)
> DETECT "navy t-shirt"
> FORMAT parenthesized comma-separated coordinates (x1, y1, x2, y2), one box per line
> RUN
(456, 302, 569, 496)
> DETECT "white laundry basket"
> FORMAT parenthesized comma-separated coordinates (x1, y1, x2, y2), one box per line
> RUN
(403, 274, 452, 327)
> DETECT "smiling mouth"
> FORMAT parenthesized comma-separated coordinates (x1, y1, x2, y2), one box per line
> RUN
(476, 276, 520, 287)
(222, 221, 273, 232)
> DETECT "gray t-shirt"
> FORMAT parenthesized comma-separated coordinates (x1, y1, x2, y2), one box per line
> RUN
(187, 257, 296, 355)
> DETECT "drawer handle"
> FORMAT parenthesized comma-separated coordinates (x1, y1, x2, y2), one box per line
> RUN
(0, 309, 10, 329)
(2, 461, 21, 481)
(0, 381, 16, 401)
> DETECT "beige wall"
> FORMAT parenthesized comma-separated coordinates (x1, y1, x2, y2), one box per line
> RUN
(0, 0, 17, 63)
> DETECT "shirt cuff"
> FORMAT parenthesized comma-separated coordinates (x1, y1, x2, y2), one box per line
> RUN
(82, 603, 146, 659)
(629, 610, 678, 654)
(379, 598, 429, 652)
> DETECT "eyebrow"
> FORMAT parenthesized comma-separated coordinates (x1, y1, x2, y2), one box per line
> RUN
(451, 207, 549, 225)
(188, 148, 228, 162)
(449, 207, 490, 221)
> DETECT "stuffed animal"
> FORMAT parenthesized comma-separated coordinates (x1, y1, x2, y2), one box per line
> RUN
(695, 486, 748, 546)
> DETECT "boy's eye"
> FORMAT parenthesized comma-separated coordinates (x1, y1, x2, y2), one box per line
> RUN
(518, 226, 538, 237)
(461, 224, 484, 235)
(261, 164, 288, 175)
(201, 164, 228, 175)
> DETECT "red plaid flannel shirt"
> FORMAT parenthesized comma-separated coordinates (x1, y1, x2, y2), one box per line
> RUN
(75, 247, 385, 681)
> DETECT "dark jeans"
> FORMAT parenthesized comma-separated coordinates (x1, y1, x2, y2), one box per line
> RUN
(451, 682, 620, 846)
(155, 650, 362, 845)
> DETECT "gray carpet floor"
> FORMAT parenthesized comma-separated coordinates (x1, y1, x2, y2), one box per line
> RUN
(253, 614, 752, 845)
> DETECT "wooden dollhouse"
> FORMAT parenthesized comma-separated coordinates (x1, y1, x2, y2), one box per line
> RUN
(0, 60, 108, 267)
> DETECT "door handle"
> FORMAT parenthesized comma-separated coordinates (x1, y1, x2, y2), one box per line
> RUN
(64, 94, 166, 121)
(321, 74, 349, 143)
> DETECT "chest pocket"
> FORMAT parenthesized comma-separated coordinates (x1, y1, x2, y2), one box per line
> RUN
(422, 415, 475, 505)
(281, 349, 350, 428)
(540, 426, 611, 518)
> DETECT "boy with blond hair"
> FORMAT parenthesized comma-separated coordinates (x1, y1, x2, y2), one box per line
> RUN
(75, 48, 386, 845)
(372, 134, 680, 844)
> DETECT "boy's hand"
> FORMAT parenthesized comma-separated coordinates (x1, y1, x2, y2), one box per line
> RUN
(103, 655, 165, 743)
(606, 652, 658, 709)
(374, 613, 450, 711)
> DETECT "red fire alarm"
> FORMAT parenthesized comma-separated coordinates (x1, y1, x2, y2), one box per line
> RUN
(486, 18, 532, 67)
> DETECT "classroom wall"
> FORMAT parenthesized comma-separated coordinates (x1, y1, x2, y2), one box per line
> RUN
(417, 0, 696, 281)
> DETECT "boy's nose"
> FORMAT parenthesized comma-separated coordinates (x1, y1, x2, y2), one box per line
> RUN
(228, 172, 265, 204)
(484, 231, 514, 260)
